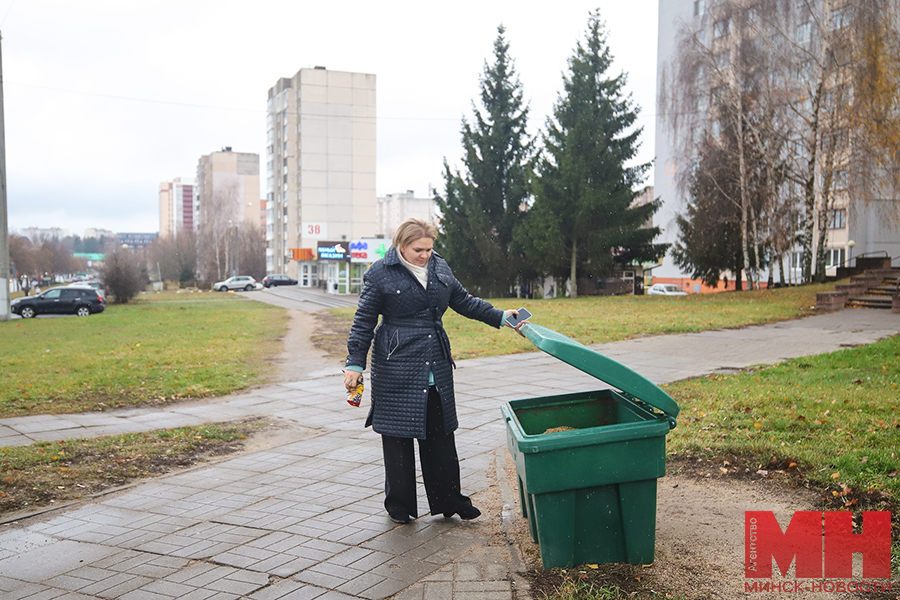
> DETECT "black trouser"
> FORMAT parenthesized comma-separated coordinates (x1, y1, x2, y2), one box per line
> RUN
(380, 387, 473, 518)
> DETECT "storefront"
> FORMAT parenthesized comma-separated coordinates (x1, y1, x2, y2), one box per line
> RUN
(317, 241, 351, 294)
(349, 238, 390, 293)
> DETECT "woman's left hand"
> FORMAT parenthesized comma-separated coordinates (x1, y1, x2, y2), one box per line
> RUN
(504, 309, 529, 337)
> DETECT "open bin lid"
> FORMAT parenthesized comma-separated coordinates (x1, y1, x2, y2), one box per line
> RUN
(520, 323, 680, 420)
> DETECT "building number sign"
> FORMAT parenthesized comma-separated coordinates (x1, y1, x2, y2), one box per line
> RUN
(303, 222, 327, 240)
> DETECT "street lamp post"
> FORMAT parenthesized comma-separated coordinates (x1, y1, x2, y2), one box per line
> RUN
(0, 32, 10, 322)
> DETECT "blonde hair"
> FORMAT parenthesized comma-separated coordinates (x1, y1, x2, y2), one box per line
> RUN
(392, 218, 438, 249)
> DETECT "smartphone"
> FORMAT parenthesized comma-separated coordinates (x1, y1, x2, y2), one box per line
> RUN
(506, 308, 532, 327)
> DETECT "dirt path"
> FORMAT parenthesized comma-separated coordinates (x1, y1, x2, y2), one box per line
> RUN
(275, 309, 345, 381)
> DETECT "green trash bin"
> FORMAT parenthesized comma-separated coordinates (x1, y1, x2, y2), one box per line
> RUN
(501, 323, 680, 569)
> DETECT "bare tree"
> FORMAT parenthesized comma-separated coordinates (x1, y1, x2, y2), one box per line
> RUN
(149, 230, 198, 285)
(661, 0, 781, 288)
(198, 180, 241, 281)
(846, 0, 900, 227)
(662, 0, 900, 284)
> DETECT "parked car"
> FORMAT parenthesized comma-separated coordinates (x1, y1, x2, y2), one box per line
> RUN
(213, 276, 258, 292)
(647, 283, 688, 296)
(67, 280, 106, 302)
(11, 287, 106, 318)
(262, 274, 298, 288)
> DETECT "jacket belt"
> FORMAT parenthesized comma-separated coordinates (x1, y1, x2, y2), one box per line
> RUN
(382, 312, 455, 368)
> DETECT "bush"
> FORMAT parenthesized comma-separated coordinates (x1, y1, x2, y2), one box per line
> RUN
(100, 247, 145, 304)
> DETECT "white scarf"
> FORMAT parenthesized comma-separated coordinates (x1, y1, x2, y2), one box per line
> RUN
(398, 252, 429, 289)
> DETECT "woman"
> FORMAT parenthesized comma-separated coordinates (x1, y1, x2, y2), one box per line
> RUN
(343, 218, 521, 524)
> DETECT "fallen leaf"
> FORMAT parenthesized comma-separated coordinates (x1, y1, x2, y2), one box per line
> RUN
(754, 422, 762, 429)
(587, 564, 598, 569)
(831, 472, 840, 479)
(888, 470, 899, 478)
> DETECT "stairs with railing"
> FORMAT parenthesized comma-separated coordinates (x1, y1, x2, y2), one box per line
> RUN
(816, 267, 900, 311)
(845, 272, 900, 309)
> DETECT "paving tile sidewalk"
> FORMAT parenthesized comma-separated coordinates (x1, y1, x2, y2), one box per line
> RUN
(1, 309, 899, 599)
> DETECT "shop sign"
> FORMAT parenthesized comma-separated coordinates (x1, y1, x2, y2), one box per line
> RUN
(317, 241, 350, 261)
(350, 239, 391, 263)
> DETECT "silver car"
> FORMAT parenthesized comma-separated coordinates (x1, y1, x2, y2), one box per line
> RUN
(647, 283, 688, 296)
(213, 276, 258, 292)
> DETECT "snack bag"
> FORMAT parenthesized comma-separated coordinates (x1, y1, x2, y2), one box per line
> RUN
(347, 375, 364, 407)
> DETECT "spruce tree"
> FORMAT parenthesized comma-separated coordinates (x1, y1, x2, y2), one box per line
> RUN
(436, 25, 530, 297)
(519, 10, 666, 297)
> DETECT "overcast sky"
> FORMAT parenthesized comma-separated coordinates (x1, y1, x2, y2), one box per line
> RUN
(2, 0, 659, 237)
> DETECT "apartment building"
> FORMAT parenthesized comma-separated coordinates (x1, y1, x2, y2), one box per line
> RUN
(265, 67, 377, 290)
(159, 178, 195, 237)
(195, 148, 261, 233)
(18, 227, 67, 241)
(84, 228, 114, 240)
(654, 0, 900, 288)
(376, 189, 435, 240)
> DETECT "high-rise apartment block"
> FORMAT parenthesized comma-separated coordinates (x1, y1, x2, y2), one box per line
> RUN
(376, 190, 436, 241)
(265, 67, 377, 287)
(84, 228, 114, 240)
(195, 148, 261, 234)
(654, 0, 899, 289)
(159, 178, 195, 237)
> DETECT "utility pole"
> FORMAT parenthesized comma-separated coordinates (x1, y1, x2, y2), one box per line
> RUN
(0, 31, 10, 322)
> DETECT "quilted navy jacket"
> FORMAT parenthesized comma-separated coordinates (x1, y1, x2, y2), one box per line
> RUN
(345, 248, 504, 439)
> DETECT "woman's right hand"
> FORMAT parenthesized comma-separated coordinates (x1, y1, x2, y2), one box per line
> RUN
(343, 369, 363, 391)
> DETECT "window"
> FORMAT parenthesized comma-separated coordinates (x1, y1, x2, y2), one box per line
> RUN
(827, 209, 846, 229)
(790, 252, 803, 270)
(831, 5, 850, 30)
(714, 18, 730, 38)
(796, 22, 811, 44)
(833, 169, 849, 189)
(715, 50, 731, 70)
(693, 0, 704, 17)
(825, 248, 845, 268)
(746, 6, 759, 25)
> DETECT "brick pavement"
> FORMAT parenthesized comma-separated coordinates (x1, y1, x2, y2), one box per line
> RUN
(1, 309, 899, 599)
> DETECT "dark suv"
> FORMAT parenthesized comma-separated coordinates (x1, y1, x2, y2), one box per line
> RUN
(11, 287, 106, 318)
(262, 274, 298, 288)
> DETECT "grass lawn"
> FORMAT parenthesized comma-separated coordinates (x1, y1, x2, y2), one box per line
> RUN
(331, 282, 835, 360)
(664, 334, 900, 582)
(0, 420, 265, 515)
(0, 292, 285, 417)
(665, 333, 900, 504)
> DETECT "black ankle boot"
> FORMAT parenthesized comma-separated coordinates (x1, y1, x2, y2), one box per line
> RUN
(388, 511, 411, 524)
(443, 505, 481, 520)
